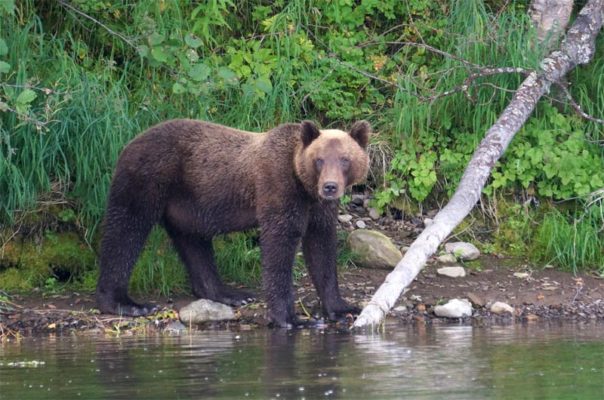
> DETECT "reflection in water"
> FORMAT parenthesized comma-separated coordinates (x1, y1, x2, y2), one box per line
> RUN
(1, 323, 603, 399)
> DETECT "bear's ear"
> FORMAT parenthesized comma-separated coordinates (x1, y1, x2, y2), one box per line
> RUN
(350, 120, 370, 149)
(301, 120, 321, 147)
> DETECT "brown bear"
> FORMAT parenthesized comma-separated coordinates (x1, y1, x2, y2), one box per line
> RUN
(96, 119, 370, 327)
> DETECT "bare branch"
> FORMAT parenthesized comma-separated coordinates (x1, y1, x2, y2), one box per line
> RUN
(57, 0, 137, 49)
(554, 81, 604, 124)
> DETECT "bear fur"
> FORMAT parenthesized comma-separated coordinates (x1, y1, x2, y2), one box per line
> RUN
(96, 119, 370, 327)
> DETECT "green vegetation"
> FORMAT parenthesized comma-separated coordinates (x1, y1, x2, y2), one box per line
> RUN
(0, 1, 602, 295)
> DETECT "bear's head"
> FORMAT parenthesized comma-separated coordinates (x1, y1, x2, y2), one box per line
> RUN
(295, 120, 370, 200)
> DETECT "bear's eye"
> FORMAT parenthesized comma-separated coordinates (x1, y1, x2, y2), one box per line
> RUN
(315, 158, 324, 170)
(340, 157, 350, 169)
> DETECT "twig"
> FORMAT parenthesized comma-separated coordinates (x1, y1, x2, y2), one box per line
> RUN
(57, 0, 137, 49)
(555, 81, 604, 125)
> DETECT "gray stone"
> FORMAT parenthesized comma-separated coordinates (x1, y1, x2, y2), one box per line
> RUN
(338, 214, 353, 223)
(179, 299, 235, 324)
(355, 220, 367, 229)
(490, 301, 514, 315)
(368, 208, 381, 220)
(393, 305, 407, 313)
(444, 242, 480, 261)
(437, 253, 457, 263)
(351, 194, 365, 206)
(436, 266, 466, 278)
(164, 320, 187, 334)
(347, 229, 402, 269)
(423, 218, 433, 227)
(466, 292, 486, 307)
(433, 299, 472, 318)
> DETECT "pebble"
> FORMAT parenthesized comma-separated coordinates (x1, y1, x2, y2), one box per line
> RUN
(466, 292, 486, 307)
(179, 299, 235, 324)
(355, 220, 367, 229)
(513, 272, 530, 279)
(444, 242, 481, 261)
(490, 301, 514, 315)
(436, 266, 466, 278)
(433, 299, 472, 318)
(393, 305, 407, 313)
(368, 208, 381, 220)
(437, 253, 457, 263)
(423, 218, 433, 227)
(351, 194, 365, 206)
(338, 214, 353, 223)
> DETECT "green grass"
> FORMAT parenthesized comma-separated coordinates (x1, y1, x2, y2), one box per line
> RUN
(532, 203, 604, 274)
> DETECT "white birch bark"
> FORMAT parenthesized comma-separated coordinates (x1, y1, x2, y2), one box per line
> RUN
(354, 0, 604, 329)
(530, 0, 574, 45)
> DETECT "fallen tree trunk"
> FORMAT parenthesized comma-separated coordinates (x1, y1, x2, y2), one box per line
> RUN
(354, 0, 604, 329)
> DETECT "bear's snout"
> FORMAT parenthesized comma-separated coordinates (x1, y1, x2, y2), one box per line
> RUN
(322, 181, 339, 199)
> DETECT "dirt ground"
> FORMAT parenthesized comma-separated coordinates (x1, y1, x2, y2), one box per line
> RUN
(2, 256, 603, 338)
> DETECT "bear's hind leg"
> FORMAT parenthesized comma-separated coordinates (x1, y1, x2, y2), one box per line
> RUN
(167, 230, 255, 306)
(97, 207, 157, 316)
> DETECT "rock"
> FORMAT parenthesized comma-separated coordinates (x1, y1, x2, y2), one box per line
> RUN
(351, 194, 365, 206)
(347, 230, 402, 269)
(513, 272, 530, 279)
(393, 305, 407, 313)
(179, 299, 235, 324)
(444, 242, 480, 261)
(466, 292, 485, 307)
(437, 253, 457, 263)
(423, 218, 433, 227)
(368, 208, 381, 220)
(436, 266, 466, 278)
(164, 320, 187, 334)
(355, 220, 367, 229)
(490, 301, 514, 315)
(338, 214, 353, 223)
(433, 299, 472, 318)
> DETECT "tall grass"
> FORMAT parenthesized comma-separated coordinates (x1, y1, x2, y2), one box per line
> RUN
(533, 204, 604, 274)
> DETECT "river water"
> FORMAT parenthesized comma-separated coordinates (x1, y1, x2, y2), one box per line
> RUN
(1, 323, 603, 399)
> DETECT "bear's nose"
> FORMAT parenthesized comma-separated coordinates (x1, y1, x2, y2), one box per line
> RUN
(322, 182, 338, 197)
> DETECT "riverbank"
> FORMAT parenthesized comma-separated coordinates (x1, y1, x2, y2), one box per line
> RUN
(2, 258, 603, 339)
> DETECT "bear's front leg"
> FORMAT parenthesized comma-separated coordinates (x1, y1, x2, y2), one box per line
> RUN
(258, 209, 307, 328)
(303, 202, 360, 321)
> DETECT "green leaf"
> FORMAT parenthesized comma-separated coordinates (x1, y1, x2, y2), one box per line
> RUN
(151, 47, 169, 63)
(172, 81, 186, 94)
(16, 89, 37, 105)
(254, 76, 273, 94)
(136, 45, 149, 58)
(217, 67, 238, 84)
(0, 61, 10, 74)
(188, 63, 211, 82)
(148, 32, 165, 46)
(0, 38, 7, 56)
(184, 33, 203, 49)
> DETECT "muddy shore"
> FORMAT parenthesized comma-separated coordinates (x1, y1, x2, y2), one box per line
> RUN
(2, 259, 603, 338)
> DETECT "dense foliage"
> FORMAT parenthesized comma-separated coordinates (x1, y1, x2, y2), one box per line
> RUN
(0, 0, 602, 292)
